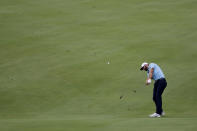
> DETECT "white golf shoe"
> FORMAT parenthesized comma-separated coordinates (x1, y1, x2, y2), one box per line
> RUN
(149, 113, 161, 118)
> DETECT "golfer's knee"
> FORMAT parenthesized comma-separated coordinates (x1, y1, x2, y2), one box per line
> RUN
(156, 95, 161, 100)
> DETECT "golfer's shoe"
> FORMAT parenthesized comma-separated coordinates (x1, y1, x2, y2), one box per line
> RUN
(149, 113, 161, 118)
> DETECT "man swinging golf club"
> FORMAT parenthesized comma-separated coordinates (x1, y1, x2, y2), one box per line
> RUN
(140, 62, 167, 118)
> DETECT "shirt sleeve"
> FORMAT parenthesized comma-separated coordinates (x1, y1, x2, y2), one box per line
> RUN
(147, 64, 155, 78)
(149, 63, 155, 69)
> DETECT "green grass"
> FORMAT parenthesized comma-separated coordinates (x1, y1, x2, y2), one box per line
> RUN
(0, 0, 197, 130)
(0, 117, 197, 131)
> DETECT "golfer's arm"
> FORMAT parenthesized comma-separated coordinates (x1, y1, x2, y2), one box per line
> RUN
(148, 68, 154, 79)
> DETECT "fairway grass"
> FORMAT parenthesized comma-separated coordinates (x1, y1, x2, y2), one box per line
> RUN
(0, 116, 197, 131)
(0, 0, 197, 130)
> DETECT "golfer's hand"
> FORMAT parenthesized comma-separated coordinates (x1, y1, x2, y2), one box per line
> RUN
(146, 81, 150, 85)
(146, 79, 151, 85)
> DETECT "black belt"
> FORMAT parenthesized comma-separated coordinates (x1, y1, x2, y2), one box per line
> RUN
(155, 78, 165, 82)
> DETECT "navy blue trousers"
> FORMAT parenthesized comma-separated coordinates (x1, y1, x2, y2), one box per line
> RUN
(153, 78, 167, 114)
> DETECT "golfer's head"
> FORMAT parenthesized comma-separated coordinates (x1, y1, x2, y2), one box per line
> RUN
(140, 62, 149, 71)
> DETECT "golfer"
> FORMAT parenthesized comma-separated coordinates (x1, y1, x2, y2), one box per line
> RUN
(140, 62, 167, 118)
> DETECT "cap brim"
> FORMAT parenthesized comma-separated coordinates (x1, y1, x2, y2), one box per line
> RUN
(140, 67, 144, 70)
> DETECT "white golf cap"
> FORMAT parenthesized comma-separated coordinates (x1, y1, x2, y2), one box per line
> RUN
(140, 62, 148, 70)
